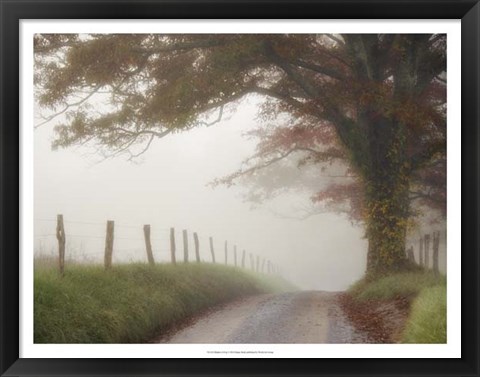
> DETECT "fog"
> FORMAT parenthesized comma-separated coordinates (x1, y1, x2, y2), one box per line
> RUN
(35, 100, 371, 291)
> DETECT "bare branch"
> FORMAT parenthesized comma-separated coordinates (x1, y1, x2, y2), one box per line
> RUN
(293, 146, 346, 161)
(268, 207, 333, 220)
(196, 105, 224, 127)
(212, 143, 353, 189)
(127, 134, 155, 161)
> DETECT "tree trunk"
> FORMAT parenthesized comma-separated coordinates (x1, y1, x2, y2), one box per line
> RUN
(365, 179, 410, 277)
(363, 117, 411, 277)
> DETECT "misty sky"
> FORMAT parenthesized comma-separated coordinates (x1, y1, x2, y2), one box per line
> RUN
(34, 98, 371, 291)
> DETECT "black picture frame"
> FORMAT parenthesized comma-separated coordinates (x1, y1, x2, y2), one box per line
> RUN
(1, 1, 479, 376)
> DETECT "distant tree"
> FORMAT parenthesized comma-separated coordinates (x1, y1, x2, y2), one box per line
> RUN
(34, 34, 446, 277)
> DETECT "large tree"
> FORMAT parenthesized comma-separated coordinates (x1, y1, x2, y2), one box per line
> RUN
(212, 115, 445, 223)
(34, 34, 446, 277)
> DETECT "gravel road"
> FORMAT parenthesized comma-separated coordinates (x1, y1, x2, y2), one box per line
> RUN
(156, 291, 377, 344)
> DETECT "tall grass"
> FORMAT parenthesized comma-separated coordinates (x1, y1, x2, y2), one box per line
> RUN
(347, 271, 446, 343)
(34, 263, 294, 343)
(402, 285, 446, 343)
(349, 271, 446, 302)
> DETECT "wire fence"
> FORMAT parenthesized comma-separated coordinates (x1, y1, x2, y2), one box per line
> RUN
(34, 214, 281, 276)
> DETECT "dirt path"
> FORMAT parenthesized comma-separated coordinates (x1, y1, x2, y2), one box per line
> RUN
(154, 291, 377, 344)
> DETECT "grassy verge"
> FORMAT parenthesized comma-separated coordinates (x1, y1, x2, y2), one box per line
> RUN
(348, 271, 446, 343)
(402, 285, 446, 343)
(34, 263, 295, 343)
(349, 271, 446, 302)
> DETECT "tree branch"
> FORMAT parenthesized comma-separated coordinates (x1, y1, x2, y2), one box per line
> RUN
(212, 144, 352, 189)
(409, 140, 446, 172)
(262, 42, 320, 99)
(110, 126, 174, 139)
(196, 105, 224, 127)
(127, 134, 155, 160)
(35, 86, 102, 129)
(132, 39, 225, 55)
(268, 206, 336, 220)
(409, 190, 444, 204)
(249, 86, 305, 109)
(287, 58, 345, 81)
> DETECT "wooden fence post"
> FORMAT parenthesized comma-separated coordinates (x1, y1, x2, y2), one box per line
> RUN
(407, 246, 415, 263)
(234, 245, 237, 267)
(183, 229, 189, 263)
(419, 236, 424, 266)
(143, 225, 155, 265)
(261, 258, 265, 273)
(424, 234, 431, 269)
(104, 220, 114, 270)
(250, 253, 254, 271)
(170, 227, 176, 265)
(241, 249, 246, 268)
(433, 231, 440, 276)
(56, 214, 66, 276)
(224, 241, 228, 265)
(209, 236, 215, 263)
(194, 232, 200, 263)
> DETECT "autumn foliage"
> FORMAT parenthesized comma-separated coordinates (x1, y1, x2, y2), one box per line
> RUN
(34, 34, 446, 276)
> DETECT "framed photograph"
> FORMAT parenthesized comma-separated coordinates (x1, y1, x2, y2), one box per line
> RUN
(1, 1, 479, 376)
